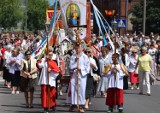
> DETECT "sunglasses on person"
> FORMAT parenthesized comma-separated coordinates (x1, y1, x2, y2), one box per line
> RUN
(26, 53, 31, 56)
(85, 51, 91, 54)
(48, 53, 53, 56)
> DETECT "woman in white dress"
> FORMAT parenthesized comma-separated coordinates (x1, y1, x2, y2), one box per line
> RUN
(97, 47, 112, 97)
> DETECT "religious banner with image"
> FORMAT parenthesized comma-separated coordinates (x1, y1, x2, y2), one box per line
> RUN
(59, 0, 87, 41)
(46, 8, 54, 22)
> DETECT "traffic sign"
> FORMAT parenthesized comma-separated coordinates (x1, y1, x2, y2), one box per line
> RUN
(117, 19, 126, 28)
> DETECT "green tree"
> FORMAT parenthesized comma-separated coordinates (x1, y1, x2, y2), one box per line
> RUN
(27, 0, 49, 31)
(131, 0, 160, 34)
(0, 0, 23, 29)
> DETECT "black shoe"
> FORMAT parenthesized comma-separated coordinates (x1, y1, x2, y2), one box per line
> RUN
(69, 105, 75, 112)
(107, 109, 113, 113)
(52, 106, 56, 111)
(147, 93, 151, 96)
(119, 109, 124, 113)
(44, 109, 49, 113)
(25, 105, 29, 108)
(29, 105, 34, 108)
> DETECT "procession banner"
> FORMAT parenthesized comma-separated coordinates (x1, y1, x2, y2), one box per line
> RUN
(59, 0, 87, 40)
(46, 8, 54, 22)
(46, 8, 62, 46)
(85, 2, 91, 45)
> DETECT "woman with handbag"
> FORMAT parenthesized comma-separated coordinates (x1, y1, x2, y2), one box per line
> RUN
(84, 47, 98, 109)
(20, 50, 38, 108)
(97, 47, 112, 97)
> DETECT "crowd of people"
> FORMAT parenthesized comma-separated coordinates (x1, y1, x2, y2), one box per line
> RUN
(0, 32, 160, 113)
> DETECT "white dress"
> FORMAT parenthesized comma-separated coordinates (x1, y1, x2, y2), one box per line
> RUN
(97, 54, 112, 93)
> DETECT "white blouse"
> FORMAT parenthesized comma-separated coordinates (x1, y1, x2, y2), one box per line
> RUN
(107, 64, 125, 89)
(38, 58, 59, 87)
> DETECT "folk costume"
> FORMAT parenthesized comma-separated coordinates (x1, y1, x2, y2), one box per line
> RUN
(38, 58, 60, 110)
(103, 63, 128, 113)
(19, 52, 38, 108)
(20, 57, 38, 92)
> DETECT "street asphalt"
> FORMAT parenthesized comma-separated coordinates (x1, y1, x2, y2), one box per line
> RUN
(0, 76, 160, 113)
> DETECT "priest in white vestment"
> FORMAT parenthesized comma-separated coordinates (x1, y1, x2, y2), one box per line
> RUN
(66, 41, 90, 113)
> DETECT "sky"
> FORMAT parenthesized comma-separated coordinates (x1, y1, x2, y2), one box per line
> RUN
(48, 0, 56, 5)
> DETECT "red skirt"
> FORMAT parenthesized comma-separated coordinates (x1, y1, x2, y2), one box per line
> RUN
(106, 88, 123, 106)
(41, 85, 56, 108)
(129, 72, 139, 83)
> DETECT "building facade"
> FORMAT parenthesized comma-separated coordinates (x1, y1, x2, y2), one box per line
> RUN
(92, 0, 140, 35)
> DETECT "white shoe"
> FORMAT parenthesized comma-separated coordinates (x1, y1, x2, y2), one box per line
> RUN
(59, 92, 63, 96)
(11, 91, 16, 94)
(16, 91, 20, 94)
(137, 87, 139, 90)
(7, 85, 11, 88)
(131, 87, 134, 90)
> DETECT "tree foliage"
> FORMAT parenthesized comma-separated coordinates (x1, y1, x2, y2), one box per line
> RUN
(0, 0, 23, 29)
(27, 0, 49, 31)
(131, 0, 160, 34)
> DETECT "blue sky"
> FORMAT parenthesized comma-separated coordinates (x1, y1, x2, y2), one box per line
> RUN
(48, 0, 55, 5)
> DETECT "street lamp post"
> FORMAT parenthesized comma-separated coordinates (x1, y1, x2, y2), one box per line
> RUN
(143, 0, 146, 35)
(112, 17, 118, 33)
(25, 0, 28, 30)
(112, 17, 118, 53)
